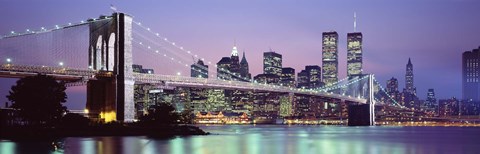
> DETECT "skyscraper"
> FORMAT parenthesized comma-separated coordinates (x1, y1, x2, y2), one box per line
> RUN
(191, 59, 208, 78)
(229, 45, 241, 80)
(295, 66, 322, 89)
(216, 57, 231, 80)
(403, 58, 417, 109)
(297, 70, 309, 89)
(322, 31, 338, 86)
(281, 67, 295, 87)
(386, 77, 399, 94)
(462, 47, 480, 101)
(404, 58, 416, 95)
(239, 51, 251, 80)
(347, 32, 363, 78)
(425, 89, 437, 112)
(386, 77, 400, 103)
(306, 65, 322, 89)
(263, 50, 282, 77)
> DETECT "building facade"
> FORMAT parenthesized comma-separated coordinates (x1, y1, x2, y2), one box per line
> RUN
(191, 59, 208, 78)
(404, 58, 416, 95)
(462, 47, 480, 101)
(347, 32, 363, 78)
(322, 31, 339, 86)
(263, 51, 282, 77)
(306, 65, 322, 89)
(281, 67, 296, 87)
(425, 89, 437, 112)
(239, 52, 251, 80)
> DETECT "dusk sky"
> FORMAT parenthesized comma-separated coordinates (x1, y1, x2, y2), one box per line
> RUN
(1, 0, 479, 110)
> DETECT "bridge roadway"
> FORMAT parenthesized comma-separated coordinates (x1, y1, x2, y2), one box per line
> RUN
(0, 64, 367, 103)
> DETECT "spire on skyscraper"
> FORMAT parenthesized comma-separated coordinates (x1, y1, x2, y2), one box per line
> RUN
(231, 40, 238, 56)
(354, 12, 357, 32)
(241, 51, 248, 64)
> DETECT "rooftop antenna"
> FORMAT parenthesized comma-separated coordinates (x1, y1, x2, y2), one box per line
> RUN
(354, 12, 357, 32)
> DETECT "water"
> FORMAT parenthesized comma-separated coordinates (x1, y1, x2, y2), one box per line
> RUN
(1, 125, 479, 154)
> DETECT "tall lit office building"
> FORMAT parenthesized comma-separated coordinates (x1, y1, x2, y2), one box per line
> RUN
(281, 67, 295, 87)
(322, 31, 338, 86)
(386, 77, 400, 102)
(239, 52, 251, 80)
(347, 33, 363, 77)
(216, 57, 231, 80)
(386, 77, 399, 94)
(347, 13, 363, 78)
(191, 59, 208, 78)
(229, 45, 241, 80)
(306, 65, 322, 89)
(297, 70, 309, 89)
(404, 58, 416, 95)
(425, 89, 437, 111)
(263, 50, 282, 77)
(462, 47, 480, 101)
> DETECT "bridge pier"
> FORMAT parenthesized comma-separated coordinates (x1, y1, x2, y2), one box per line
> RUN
(86, 13, 134, 122)
(348, 74, 375, 126)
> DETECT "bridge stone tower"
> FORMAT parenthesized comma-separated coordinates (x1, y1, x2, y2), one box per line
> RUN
(86, 13, 134, 122)
(348, 74, 375, 126)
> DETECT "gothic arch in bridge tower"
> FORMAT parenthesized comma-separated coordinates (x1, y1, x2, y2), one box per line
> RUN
(107, 33, 115, 71)
(87, 13, 134, 122)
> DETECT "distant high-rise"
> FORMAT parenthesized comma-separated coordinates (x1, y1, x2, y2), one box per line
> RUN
(281, 67, 295, 87)
(263, 51, 282, 76)
(386, 77, 400, 103)
(322, 31, 338, 85)
(462, 47, 480, 101)
(190, 60, 209, 113)
(230, 45, 241, 80)
(191, 59, 208, 78)
(132, 64, 154, 74)
(253, 74, 280, 85)
(295, 65, 322, 89)
(404, 58, 416, 95)
(239, 51, 251, 80)
(425, 89, 437, 111)
(216, 57, 231, 80)
(386, 77, 399, 94)
(297, 70, 309, 88)
(306, 65, 322, 89)
(347, 32, 363, 78)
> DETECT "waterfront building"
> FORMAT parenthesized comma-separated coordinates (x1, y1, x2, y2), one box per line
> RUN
(403, 58, 418, 109)
(280, 67, 295, 87)
(240, 52, 251, 80)
(425, 89, 437, 112)
(297, 70, 309, 89)
(263, 50, 282, 77)
(191, 59, 208, 78)
(462, 47, 480, 101)
(404, 58, 416, 95)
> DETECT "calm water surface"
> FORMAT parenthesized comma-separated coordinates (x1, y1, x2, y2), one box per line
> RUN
(1, 125, 479, 154)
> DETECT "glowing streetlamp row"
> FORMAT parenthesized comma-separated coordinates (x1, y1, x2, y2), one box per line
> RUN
(3, 57, 65, 67)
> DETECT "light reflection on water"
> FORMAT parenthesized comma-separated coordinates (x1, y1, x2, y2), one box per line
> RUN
(1, 125, 479, 154)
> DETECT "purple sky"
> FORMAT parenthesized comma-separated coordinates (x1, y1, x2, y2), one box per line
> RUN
(1, 0, 479, 110)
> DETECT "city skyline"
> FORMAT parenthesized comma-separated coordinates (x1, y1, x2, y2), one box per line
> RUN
(1, 1, 480, 109)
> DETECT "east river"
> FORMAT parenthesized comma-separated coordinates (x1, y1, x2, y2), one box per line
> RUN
(1, 125, 479, 154)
